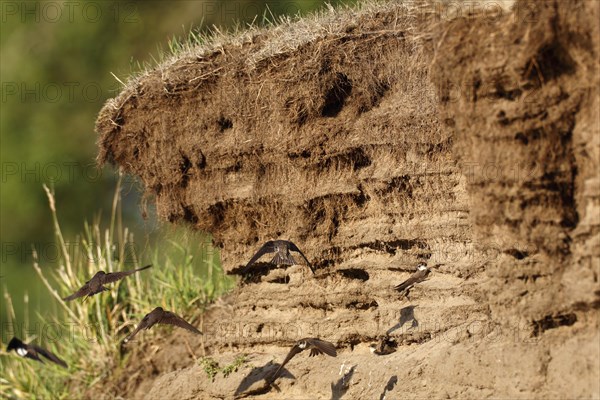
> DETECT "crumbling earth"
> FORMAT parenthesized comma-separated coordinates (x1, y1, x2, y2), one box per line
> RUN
(95, 1, 599, 398)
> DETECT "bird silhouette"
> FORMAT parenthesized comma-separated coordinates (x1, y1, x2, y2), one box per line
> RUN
(394, 263, 430, 292)
(62, 264, 152, 301)
(269, 338, 337, 382)
(398, 305, 418, 328)
(6, 337, 67, 368)
(386, 305, 418, 335)
(244, 240, 314, 273)
(379, 375, 398, 400)
(124, 306, 202, 343)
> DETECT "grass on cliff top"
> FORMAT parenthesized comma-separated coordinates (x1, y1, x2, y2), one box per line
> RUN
(120, 0, 419, 90)
(0, 175, 234, 399)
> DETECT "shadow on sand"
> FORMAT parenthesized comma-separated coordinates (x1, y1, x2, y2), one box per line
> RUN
(234, 360, 294, 399)
(330, 365, 356, 400)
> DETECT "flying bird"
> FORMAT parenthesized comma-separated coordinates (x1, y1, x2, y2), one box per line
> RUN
(369, 336, 397, 356)
(244, 240, 314, 273)
(269, 338, 337, 382)
(6, 337, 67, 368)
(62, 264, 152, 301)
(124, 306, 202, 343)
(394, 263, 430, 293)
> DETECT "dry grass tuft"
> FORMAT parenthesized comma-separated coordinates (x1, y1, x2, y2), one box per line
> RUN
(0, 174, 233, 399)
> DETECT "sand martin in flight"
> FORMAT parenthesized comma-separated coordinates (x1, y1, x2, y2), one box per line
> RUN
(269, 338, 337, 382)
(394, 263, 430, 293)
(244, 240, 314, 273)
(124, 307, 202, 343)
(63, 264, 152, 301)
(6, 337, 67, 368)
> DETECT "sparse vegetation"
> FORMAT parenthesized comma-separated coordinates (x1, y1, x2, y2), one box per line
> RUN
(200, 357, 221, 381)
(222, 355, 249, 378)
(199, 354, 249, 381)
(0, 174, 234, 399)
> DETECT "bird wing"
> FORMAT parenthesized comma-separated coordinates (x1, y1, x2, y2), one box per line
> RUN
(32, 344, 68, 368)
(124, 314, 152, 342)
(102, 264, 152, 284)
(394, 268, 429, 292)
(244, 241, 275, 270)
(309, 348, 322, 357)
(394, 275, 419, 291)
(306, 338, 337, 357)
(62, 282, 92, 301)
(160, 311, 202, 335)
(287, 242, 314, 273)
(270, 343, 304, 381)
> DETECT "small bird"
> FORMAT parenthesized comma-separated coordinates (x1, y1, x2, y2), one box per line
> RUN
(369, 336, 397, 356)
(124, 307, 202, 343)
(394, 263, 430, 292)
(269, 338, 337, 382)
(6, 337, 68, 368)
(63, 264, 152, 301)
(244, 240, 314, 273)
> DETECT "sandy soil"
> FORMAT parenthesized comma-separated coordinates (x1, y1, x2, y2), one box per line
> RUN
(95, 0, 599, 398)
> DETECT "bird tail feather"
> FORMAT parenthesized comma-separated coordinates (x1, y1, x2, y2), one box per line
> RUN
(309, 349, 322, 357)
(271, 253, 296, 266)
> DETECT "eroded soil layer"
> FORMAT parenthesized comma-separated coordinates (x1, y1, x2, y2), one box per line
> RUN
(96, 1, 599, 398)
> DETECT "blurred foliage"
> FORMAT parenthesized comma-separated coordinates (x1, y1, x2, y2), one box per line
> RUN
(0, 178, 233, 398)
(0, 0, 345, 333)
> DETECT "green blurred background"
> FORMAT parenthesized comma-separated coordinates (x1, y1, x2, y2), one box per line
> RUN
(0, 0, 345, 339)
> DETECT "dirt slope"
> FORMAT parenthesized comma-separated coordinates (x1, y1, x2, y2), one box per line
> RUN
(95, 1, 599, 399)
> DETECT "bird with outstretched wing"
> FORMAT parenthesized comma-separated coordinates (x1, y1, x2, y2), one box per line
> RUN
(63, 264, 152, 301)
(269, 338, 337, 382)
(124, 307, 202, 343)
(244, 240, 314, 273)
(7, 337, 68, 368)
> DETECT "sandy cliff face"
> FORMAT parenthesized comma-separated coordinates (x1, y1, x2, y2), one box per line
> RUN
(96, 1, 598, 398)
(432, 0, 599, 325)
